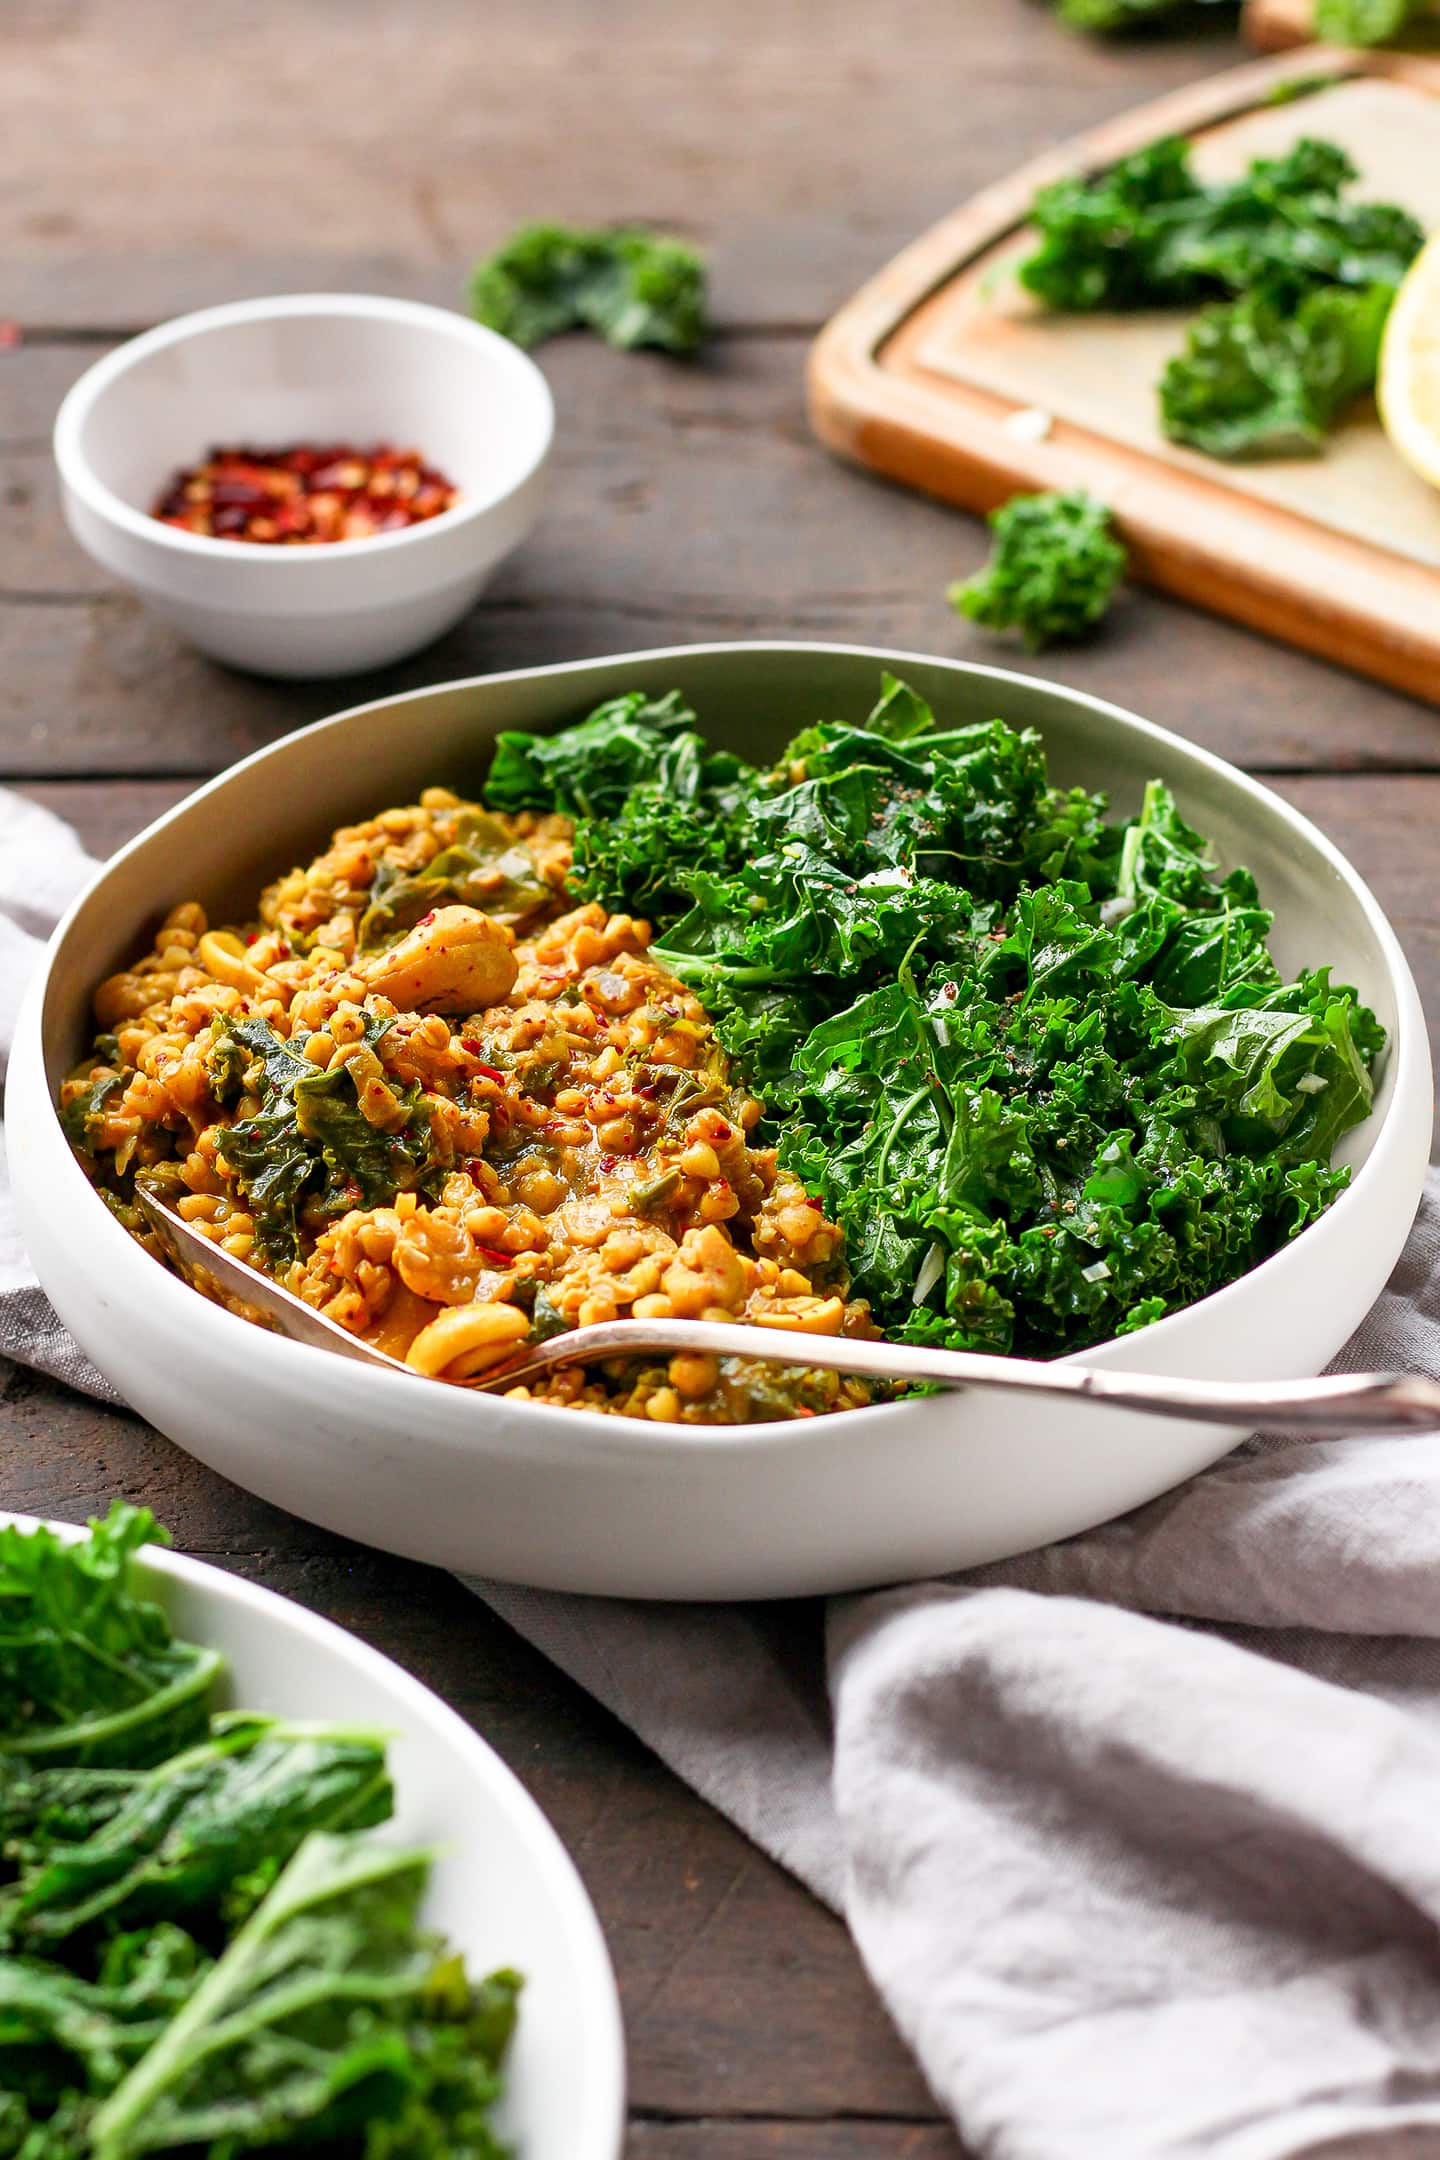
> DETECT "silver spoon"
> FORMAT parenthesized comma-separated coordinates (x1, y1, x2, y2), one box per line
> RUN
(136, 1187, 1440, 1433)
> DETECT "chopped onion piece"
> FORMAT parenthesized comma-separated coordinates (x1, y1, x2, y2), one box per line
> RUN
(912, 1239, 947, 1307)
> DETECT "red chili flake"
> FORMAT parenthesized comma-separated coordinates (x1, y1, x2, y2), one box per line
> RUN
(148, 441, 461, 545)
(598, 1153, 618, 1173)
(634, 1083, 658, 1100)
(415, 910, 438, 929)
(462, 1047, 506, 1083)
(474, 1244, 514, 1269)
(463, 1158, 486, 1185)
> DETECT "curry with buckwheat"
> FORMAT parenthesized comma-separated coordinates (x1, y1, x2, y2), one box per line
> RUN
(61, 674, 1382, 1420)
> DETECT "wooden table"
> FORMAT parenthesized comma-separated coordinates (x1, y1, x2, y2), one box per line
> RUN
(6, 5, 1438, 2153)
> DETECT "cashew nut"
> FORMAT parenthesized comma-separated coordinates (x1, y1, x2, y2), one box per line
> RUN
(358, 905, 517, 1014)
(404, 1299, 529, 1378)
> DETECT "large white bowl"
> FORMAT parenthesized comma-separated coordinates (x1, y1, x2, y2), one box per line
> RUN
(9, 644, 1431, 1597)
(0, 1512, 624, 2160)
(53, 295, 553, 677)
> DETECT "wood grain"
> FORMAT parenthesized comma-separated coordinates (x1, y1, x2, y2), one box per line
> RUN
(7, 0, 1243, 334)
(809, 50, 1440, 705)
(6, 338, 1440, 780)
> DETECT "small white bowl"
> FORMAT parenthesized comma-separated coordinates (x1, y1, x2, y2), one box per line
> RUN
(53, 295, 554, 678)
(0, 1512, 625, 2160)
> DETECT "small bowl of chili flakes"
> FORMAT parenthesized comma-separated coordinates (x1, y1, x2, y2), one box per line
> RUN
(53, 294, 553, 678)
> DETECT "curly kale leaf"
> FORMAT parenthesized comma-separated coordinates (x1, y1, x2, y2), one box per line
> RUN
(1314, 0, 1422, 41)
(88, 1832, 519, 2160)
(207, 1012, 446, 1269)
(1159, 281, 1394, 457)
(950, 490, 1126, 650)
(0, 1717, 393, 1952)
(485, 688, 751, 917)
(0, 1505, 220, 1772)
(1019, 134, 1422, 313)
(0, 1925, 209, 2130)
(486, 689, 703, 817)
(469, 220, 706, 352)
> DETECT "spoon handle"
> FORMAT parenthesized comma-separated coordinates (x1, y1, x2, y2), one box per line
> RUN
(135, 1191, 1440, 1436)
(485, 1317, 1440, 1435)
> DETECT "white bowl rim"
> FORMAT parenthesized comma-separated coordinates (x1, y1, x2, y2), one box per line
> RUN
(0, 1507, 627, 2160)
(28, 638, 1428, 1461)
(52, 293, 556, 566)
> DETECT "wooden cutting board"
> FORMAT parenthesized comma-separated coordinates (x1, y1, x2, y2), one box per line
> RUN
(807, 50, 1440, 703)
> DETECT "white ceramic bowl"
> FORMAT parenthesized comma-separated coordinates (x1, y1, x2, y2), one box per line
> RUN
(53, 295, 553, 677)
(0, 1512, 624, 2159)
(9, 644, 1431, 1597)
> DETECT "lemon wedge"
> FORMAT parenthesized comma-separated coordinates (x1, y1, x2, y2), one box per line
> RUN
(1378, 232, 1440, 491)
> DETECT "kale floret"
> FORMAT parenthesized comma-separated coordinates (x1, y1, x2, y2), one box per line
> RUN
(1016, 127, 1421, 461)
(1019, 134, 1420, 314)
(1054, 0, 1237, 28)
(949, 490, 1125, 650)
(469, 221, 707, 352)
(1159, 281, 1394, 457)
(1315, 0, 1421, 41)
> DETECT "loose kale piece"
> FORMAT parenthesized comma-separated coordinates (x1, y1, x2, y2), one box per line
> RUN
(88, 1831, 520, 2160)
(949, 490, 1126, 650)
(469, 221, 707, 352)
(1018, 135, 1422, 314)
(1056, 0, 1237, 26)
(206, 1012, 447, 1268)
(1315, 0, 1423, 41)
(1159, 282, 1394, 456)
(1, 1715, 393, 1950)
(482, 676, 1381, 1358)
(0, 1506, 220, 1771)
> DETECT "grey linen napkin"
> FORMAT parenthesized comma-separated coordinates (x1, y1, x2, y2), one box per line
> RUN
(9, 791, 1440, 2159)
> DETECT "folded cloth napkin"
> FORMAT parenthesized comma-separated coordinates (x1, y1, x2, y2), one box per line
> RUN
(9, 789, 1440, 2160)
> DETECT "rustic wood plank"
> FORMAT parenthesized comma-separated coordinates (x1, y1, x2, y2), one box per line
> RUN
(7, 0, 1243, 333)
(5, 337, 1440, 779)
(626, 2125, 962, 2157)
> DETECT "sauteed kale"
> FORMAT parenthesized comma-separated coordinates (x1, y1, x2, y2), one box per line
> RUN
(483, 676, 1381, 1358)
(0, 1507, 519, 2158)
